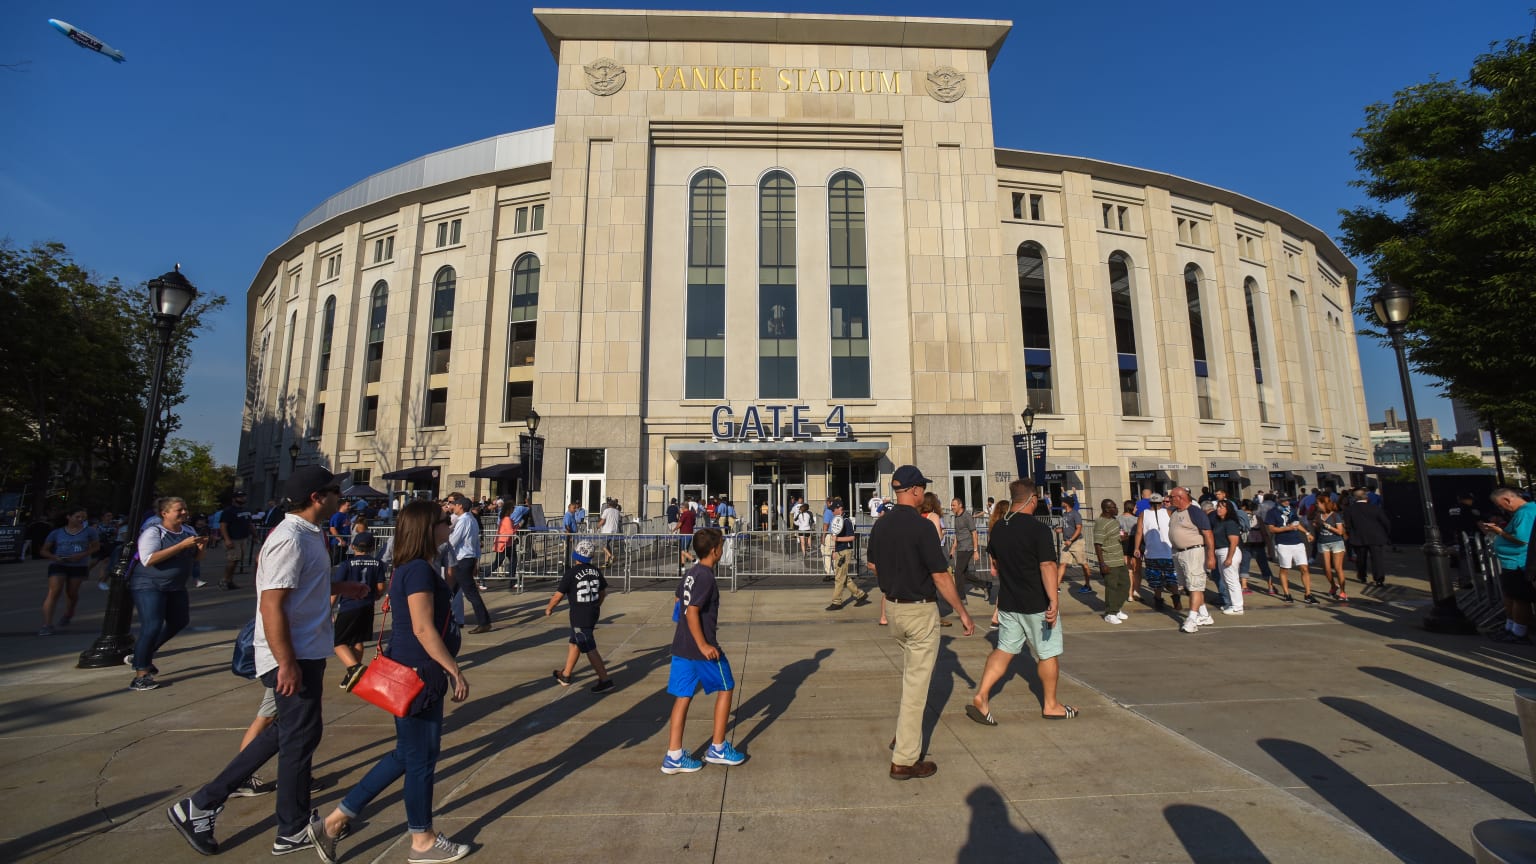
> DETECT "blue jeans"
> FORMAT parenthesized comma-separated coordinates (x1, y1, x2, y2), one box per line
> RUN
(340, 698, 444, 833)
(131, 588, 189, 671)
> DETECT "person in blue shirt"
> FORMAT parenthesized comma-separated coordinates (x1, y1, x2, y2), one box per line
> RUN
(331, 532, 385, 691)
(1485, 487, 1536, 643)
(40, 507, 99, 634)
(1264, 494, 1315, 603)
(562, 502, 586, 533)
(661, 528, 745, 774)
(327, 500, 352, 566)
(509, 497, 531, 529)
(545, 540, 613, 692)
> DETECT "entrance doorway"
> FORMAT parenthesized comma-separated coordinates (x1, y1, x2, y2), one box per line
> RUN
(748, 483, 773, 531)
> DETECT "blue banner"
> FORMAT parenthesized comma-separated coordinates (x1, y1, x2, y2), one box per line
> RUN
(1012, 432, 1047, 485)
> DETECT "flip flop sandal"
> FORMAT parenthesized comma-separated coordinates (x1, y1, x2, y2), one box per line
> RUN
(1042, 706, 1078, 720)
(965, 704, 998, 726)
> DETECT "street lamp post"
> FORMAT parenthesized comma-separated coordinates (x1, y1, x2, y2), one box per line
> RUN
(1021, 407, 1038, 487)
(79, 267, 198, 668)
(1371, 282, 1475, 634)
(288, 441, 300, 471)
(526, 408, 541, 505)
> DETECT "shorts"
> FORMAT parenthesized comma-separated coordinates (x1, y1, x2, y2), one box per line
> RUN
(1143, 558, 1176, 591)
(1062, 538, 1086, 567)
(47, 564, 89, 580)
(1174, 547, 1209, 593)
(257, 686, 277, 718)
(667, 654, 735, 697)
(996, 610, 1063, 662)
(570, 625, 598, 653)
(1501, 567, 1536, 602)
(1317, 540, 1345, 554)
(333, 607, 375, 647)
(680, 535, 694, 552)
(1275, 544, 1309, 569)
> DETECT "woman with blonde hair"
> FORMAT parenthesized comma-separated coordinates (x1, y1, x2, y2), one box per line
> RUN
(128, 496, 206, 691)
(1312, 495, 1349, 601)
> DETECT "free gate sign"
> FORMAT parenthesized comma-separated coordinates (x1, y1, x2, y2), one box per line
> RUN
(712, 404, 850, 441)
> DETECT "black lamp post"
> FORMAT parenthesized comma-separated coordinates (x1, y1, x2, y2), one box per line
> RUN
(1371, 282, 1475, 633)
(1021, 407, 1038, 486)
(288, 441, 300, 470)
(79, 267, 198, 668)
(526, 408, 541, 501)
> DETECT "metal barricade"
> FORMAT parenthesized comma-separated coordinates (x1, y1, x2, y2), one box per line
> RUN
(1457, 531, 1507, 633)
(506, 531, 725, 595)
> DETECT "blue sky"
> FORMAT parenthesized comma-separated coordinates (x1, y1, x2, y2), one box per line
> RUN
(3, 1, 1528, 463)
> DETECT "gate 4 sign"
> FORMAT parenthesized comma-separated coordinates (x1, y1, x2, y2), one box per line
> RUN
(712, 404, 851, 441)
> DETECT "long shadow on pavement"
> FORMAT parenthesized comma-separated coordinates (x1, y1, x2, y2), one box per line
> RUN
(957, 785, 1058, 863)
(1319, 696, 1536, 818)
(0, 788, 177, 861)
(1386, 643, 1536, 692)
(731, 647, 831, 752)
(1165, 803, 1269, 863)
(1257, 737, 1469, 863)
(924, 635, 976, 751)
(1359, 665, 1520, 736)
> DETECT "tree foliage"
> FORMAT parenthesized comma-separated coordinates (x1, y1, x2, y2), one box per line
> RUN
(1339, 27, 1536, 475)
(1390, 451, 1487, 484)
(0, 241, 226, 515)
(157, 439, 237, 514)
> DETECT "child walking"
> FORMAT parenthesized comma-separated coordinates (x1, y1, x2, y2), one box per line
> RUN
(661, 527, 747, 774)
(546, 540, 615, 693)
(332, 531, 384, 691)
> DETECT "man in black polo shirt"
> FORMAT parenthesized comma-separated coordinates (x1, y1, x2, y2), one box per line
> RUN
(219, 492, 254, 589)
(969, 477, 1076, 724)
(867, 465, 973, 780)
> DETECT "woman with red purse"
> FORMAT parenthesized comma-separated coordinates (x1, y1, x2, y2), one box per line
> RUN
(309, 500, 471, 864)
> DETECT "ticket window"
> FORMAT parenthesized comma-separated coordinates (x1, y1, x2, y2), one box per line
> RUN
(1129, 472, 1170, 497)
(1207, 472, 1245, 500)
(1268, 473, 1300, 499)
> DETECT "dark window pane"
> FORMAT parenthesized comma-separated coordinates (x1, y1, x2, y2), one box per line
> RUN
(1109, 253, 1136, 354)
(1184, 265, 1207, 363)
(360, 395, 378, 432)
(832, 357, 870, 399)
(503, 381, 532, 424)
(1018, 244, 1050, 350)
(569, 448, 605, 474)
(950, 445, 985, 471)
(426, 388, 447, 426)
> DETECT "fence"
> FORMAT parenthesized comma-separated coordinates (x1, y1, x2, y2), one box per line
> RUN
(1455, 531, 1506, 634)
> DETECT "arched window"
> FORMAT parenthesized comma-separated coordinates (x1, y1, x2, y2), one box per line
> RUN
(1185, 265, 1213, 419)
(759, 171, 797, 398)
(686, 172, 726, 399)
(1291, 291, 1320, 427)
(828, 172, 869, 398)
(503, 254, 539, 423)
(281, 311, 297, 402)
(1018, 243, 1053, 412)
(1243, 278, 1271, 423)
(1108, 252, 1140, 416)
(429, 267, 455, 376)
(359, 281, 387, 432)
(316, 296, 336, 391)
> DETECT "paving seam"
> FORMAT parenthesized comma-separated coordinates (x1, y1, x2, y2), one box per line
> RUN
(712, 590, 757, 864)
(1055, 664, 1394, 855)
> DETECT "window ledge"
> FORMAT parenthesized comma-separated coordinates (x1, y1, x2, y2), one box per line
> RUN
(1198, 419, 1226, 427)
(423, 243, 466, 254)
(354, 431, 376, 438)
(833, 399, 878, 406)
(420, 425, 447, 432)
(1259, 423, 1284, 430)
(1120, 416, 1156, 423)
(361, 260, 394, 272)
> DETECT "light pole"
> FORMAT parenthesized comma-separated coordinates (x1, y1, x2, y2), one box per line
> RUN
(526, 408, 541, 505)
(1371, 282, 1475, 634)
(1021, 407, 1038, 487)
(288, 441, 300, 471)
(79, 267, 198, 668)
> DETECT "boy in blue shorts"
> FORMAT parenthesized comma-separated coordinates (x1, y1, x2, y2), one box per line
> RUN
(546, 540, 615, 693)
(662, 527, 746, 774)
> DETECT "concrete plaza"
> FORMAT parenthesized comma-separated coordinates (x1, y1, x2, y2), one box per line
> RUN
(1, 545, 1532, 863)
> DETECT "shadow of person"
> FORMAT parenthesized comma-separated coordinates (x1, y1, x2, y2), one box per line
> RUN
(731, 648, 832, 752)
(923, 635, 976, 751)
(957, 785, 1059, 863)
(1257, 737, 1467, 863)
(1164, 803, 1270, 863)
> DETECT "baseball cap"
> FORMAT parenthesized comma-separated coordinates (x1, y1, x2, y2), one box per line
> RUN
(573, 540, 597, 564)
(832, 499, 844, 509)
(1148, 493, 1165, 503)
(280, 466, 349, 508)
(350, 531, 377, 553)
(891, 465, 933, 490)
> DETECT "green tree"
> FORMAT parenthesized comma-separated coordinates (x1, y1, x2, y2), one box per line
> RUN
(1391, 451, 1487, 484)
(0, 241, 225, 516)
(1338, 26, 1536, 477)
(156, 439, 236, 514)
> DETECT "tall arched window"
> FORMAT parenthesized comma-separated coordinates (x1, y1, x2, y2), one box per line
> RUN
(364, 282, 387, 385)
(759, 171, 797, 398)
(1291, 291, 1320, 427)
(1018, 243, 1053, 412)
(686, 172, 726, 399)
(1108, 252, 1141, 416)
(829, 172, 869, 398)
(1243, 278, 1271, 423)
(359, 281, 387, 432)
(281, 311, 297, 402)
(316, 296, 336, 391)
(1184, 265, 1213, 419)
(429, 267, 455, 376)
(503, 254, 539, 423)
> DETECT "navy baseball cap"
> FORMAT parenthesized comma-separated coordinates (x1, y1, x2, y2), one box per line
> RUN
(891, 465, 933, 490)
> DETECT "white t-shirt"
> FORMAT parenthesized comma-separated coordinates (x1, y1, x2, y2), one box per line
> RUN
(600, 506, 621, 534)
(253, 513, 335, 676)
(867, 496, 883, 517)
(1139, 508, 1173, 558)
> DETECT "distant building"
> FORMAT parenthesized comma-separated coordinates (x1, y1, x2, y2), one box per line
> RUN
(1451, 398, 1483, 447)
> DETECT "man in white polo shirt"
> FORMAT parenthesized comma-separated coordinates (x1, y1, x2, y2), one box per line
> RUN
(169, 466, 366, 857)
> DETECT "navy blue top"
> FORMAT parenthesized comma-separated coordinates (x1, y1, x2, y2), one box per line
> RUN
(332, 554, 384, 613)
(557, 564, 608, 629)
(1265, 506, 1306, 546)
(386, 559, 460, 669)
(671, 562, 720, 661)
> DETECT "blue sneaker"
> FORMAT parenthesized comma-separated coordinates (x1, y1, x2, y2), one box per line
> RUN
(705, 741, 746, 766)
(660, 752, 703, 775)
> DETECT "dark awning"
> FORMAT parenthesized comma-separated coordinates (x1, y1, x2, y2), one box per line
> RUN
(341, 484, 388, 499)
(469, 462, 522, 479)
(379, 466, 439, 482)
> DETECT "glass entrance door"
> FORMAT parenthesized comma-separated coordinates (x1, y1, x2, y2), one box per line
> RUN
(782, 484, 807, 530)
(855, 482, 879, 520)
(748, 484, 773, 531)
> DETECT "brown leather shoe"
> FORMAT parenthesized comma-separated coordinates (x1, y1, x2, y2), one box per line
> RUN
(889, 761, 937, 780)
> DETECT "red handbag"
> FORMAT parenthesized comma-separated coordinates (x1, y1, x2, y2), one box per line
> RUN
(351, 571, 449, 717)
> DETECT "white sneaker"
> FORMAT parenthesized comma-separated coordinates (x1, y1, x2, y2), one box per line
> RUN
(1103, 613, 1122, 624)
(1221, 606, 1245, 615)
(1180, 617, 1200, 634)
(1197, 611, 1215, 626)
(1115, 611, 1129, 621)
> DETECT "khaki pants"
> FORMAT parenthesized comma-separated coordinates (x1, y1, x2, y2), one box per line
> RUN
(888, 602, 940, 766)
(830, 547, 864, 604)
(822, 535, 836, 576)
